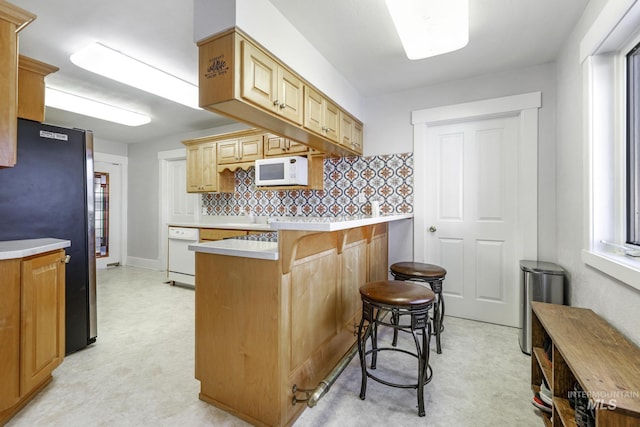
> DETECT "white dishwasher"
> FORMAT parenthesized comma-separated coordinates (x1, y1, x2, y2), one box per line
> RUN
(168, 226, 199, 287)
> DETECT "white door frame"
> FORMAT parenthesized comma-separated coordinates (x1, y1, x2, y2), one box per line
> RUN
(412, 92, 540, 268)
(94, 152, 128, 266)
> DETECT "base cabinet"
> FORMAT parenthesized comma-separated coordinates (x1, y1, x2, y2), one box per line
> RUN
(0, 249, 66, 425)
(531, 302, 640, 426)
(195, 224, 388, 426)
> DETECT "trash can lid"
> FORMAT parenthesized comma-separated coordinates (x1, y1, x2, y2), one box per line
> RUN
(519, 260, 565, 275)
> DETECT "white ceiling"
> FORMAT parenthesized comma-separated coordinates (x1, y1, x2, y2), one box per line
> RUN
(11, 0, 588, 145)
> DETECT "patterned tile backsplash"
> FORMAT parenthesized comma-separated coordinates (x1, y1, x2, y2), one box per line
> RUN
(201, 153, 413, 217)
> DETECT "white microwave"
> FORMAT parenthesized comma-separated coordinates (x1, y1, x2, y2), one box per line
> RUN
(254, 156, 308, 186)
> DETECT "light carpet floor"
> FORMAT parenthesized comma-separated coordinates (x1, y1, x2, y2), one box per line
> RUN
(7, 265, 544, 427)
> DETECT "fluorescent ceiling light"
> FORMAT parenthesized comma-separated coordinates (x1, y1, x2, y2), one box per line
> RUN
(45, 87, 151, 126)
(385, 0, 469, 60)
(70, 42, 200, 109)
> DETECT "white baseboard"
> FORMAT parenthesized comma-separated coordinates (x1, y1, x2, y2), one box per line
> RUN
(126, 256, 163, 271)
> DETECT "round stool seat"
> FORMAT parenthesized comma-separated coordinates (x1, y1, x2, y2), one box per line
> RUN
(360, 280, 435, 307)
(390, 262, 446, 279)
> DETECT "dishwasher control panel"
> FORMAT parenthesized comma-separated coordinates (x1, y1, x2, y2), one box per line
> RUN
(168, 227, 199, 241)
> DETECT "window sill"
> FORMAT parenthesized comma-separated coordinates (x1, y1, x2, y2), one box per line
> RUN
(582, 249, 640, 291)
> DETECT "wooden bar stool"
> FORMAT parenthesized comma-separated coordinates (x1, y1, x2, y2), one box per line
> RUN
(358, 280, 435, 417)
(390, 262, 447, 354)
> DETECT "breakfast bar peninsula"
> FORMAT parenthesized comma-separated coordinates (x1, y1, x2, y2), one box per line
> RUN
(189, 214, 411, 426)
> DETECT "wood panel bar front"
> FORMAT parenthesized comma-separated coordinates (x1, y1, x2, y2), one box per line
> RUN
(194, 224, 388, 427)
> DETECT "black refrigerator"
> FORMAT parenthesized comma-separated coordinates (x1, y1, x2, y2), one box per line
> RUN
(0, 118, 97, 354)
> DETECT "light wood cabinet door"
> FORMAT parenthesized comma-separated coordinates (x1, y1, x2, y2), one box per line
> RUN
(352, 121, 363, 155)
(241, 41, 278, 113)
(186, 142, 217, 192)
(0, 259, 21, 412)
(217, 139, 240, 164)
(323, 100, 339, 142)
(241, 40, 304, 126)
(264, 134, 310, 157)
(186, 145, 202, 192)
(201, 143, 218, 191)
(304, 87, 339, 143)
(277, 66, 303, 125)
(20, 250, 65, 395)
(339, 111, 363, 155)
(0, 4, 35, 167)
(238, 135, 263, 161)
(218, 136, 263, 164)
(304, 86, 324, 135)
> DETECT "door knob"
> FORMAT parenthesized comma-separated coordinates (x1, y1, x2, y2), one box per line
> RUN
(428, 226, 437, 233)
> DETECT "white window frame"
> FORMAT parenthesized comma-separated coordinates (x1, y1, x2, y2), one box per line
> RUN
(581, 0, 640, 291)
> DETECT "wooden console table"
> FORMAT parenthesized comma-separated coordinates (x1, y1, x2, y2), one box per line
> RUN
(531, 302, 640, 426)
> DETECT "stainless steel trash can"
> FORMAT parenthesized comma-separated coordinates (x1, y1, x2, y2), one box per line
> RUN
(519, 260, 565, 354)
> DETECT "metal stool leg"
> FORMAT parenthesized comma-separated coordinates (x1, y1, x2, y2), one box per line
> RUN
(429, 279, 444, 354)
(391, 308, 399, 347)
(358, 300, 376, 400)
(411, 309, 431, 417)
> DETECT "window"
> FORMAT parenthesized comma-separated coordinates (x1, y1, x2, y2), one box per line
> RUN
(581, 0, 640, 291)
(628, 42, 640, 245)
(95, 172, 110, 258)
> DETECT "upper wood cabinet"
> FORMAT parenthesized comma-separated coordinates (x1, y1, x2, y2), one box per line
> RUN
(217, 134, 263, 165)
(183, 129, 265, 194)
(304, 86, 339, 143)
(0, 2, 36, 168)
(241, 41, 303, 125)
(18, 55, 58, 122)
(339, 111, 363, 155)
(186, 141, 217, 193)
(198, 28, 363, 158)
(183, 129, 324, 193)
(264, 134, 310, 157)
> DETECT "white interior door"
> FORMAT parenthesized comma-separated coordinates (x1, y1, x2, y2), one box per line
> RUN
(95, 161, 122, 269)
(425, 117, 519, 326)
(167, 158, 198, 223)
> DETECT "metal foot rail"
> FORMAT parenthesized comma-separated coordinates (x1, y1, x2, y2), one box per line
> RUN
(291, 342, 359, 407)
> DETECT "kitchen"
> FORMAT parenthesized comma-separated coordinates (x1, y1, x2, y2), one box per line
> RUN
(2, 0, 640, 426)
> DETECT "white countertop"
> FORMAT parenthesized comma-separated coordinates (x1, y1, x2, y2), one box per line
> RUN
(0, 238, 71, 261)
(188, 214, 412, 260)
(172, 213, 412, 232)
(267, 213, 413, 231)
(168, 216, 272, 231)
(189, 239, 278, 260)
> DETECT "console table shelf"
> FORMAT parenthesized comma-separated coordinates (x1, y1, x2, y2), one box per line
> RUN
(531, 302, 640, 426)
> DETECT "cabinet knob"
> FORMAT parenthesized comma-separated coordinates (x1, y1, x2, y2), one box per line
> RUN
(279, 103, 286, 109)
(273, 99, 280, 106)
(61, 255, 71, 264)
(429, 226, 437, 233)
